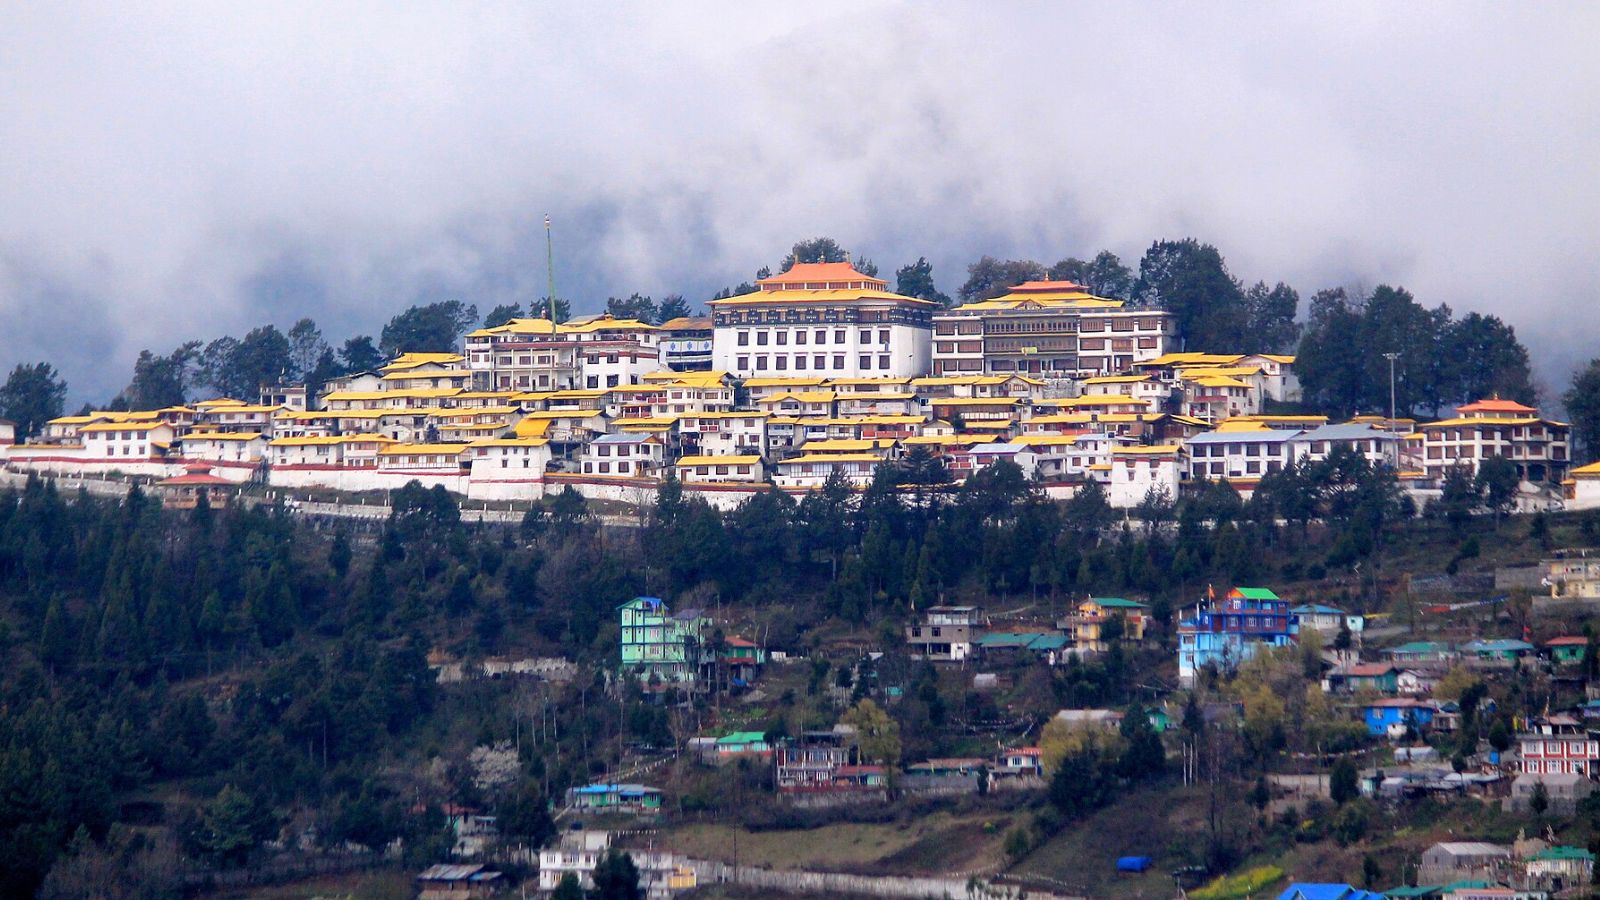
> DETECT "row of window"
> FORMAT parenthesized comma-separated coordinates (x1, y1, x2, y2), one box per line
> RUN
(736, 354, 893, 372)
(736, 328, 893, 347)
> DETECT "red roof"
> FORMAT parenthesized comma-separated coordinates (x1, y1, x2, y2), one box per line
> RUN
(724, 636, 757, 647)
(1004, 747, 1042, 756)
(157, 463, 235, 487)
(1547, 636, 1589, 646)
(1457, 398, 1537, 414)
(1343, 663, 1401, 677)
(758, 262, 886, 287)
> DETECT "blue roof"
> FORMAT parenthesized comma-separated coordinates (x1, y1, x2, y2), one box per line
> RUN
(1292, 604, 1348, 615)
(1278, 885, 1385, 900)
(1461, 639, 1535, 652)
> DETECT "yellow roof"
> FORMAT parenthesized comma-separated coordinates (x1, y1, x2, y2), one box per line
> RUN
(606, 384, 668, 395)
(611, 416, 677, 428)
(469, 437, 550, 448)
(200, 403, 284, 414)
(1175, 365, 1262, 377)
(952, 290, 1124, 310)
(562, 316, 658, 333)
(516, 409, 604, 420)
(1187, 376, 1253, 389)
(1041, 394, 1142, 407)
(760, 391, 838, 404)
(709, 288, 934, 307)
(902, 434, 992, 446)
(1088, 463, 1113, 471)
(454, 391, 520, 400)
(961, 421, 1016, 431)
(780, 452, 888, 464)
(912, 375, 1016, 387)
(1082, 375, 1153, 385)
(1257, 354, 1296, 364)
(381, 352, 464, 371)
(80, 421, 170, 433)
(194, 398, 247, 408)
(380, 370, 471, 381)
(46, 415, 101, 425)
(158, 406, 198, 414)
(545, 389, 609, 401)
(1420, 416, 1547, 428)
(641, 370, 732, 387)
(840, 391, 917, 402)
(514, 419, 552, 439)
(925, 396, 1020, 406)
(1135, 352, 1245, 368)
(467, 317, 562, 338)
(830, 414, 925, 425)
(800, 438, 895, 452)
(1569, 461, 1600, 477)
(1214, 420, 1272, 433)
(677, 454, 762, 467)
(181, 431, 264, 441)
(1227, 414, 1329, 425)
(379, 442, 471, 456)
(270, 434, 396, 446)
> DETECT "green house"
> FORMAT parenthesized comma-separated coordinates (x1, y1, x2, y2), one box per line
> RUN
(714, 731, 772, 757)
(1547, 636, 1589, 665)
(619, 597, 710, 684)
(567, 782, 663, 814)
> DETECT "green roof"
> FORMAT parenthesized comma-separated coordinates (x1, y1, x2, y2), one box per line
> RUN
(1388, 641, 1452, 654)
(1531, 845, 1595, 861)
(1088, 597, 1148, 609)
(1232, 587, 1281, 600)
(716, 731, 768, 745)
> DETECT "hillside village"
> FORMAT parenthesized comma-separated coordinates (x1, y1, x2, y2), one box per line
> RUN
(6, 260, 1600, 900)
(3, 263, 1594, 521)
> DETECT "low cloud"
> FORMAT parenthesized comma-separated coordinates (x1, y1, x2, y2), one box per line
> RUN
(2, 3, 1596, 401)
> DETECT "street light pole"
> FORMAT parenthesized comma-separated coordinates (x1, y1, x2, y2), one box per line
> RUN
(1383, 352, 1401, 433)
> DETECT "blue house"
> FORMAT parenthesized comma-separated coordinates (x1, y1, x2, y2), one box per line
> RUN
(1178, 587, 1298, 686)
(1362, 698, 1439, 738)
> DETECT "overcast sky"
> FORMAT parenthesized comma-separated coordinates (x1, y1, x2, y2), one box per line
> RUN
(2, 3, 1597, 403)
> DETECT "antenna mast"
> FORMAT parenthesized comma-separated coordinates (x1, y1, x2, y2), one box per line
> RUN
(545, 214, 557, 323)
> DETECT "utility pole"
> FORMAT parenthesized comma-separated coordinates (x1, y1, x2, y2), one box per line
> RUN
(1383, 352, 1401, 434)
(545, 214, 557, 324)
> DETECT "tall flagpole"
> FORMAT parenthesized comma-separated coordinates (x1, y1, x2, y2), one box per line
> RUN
(545, 214, 556, 324)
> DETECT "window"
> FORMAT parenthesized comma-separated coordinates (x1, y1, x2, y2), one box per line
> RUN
(756, 331, 768, 346)
(795, 356, 807, 370)
(879, 354, 890, 370)
(834, 329, 846, 344)
(796, 331, 807, 345)
(833, 355, 845, 370)
(775, 356, 788, 370)
(815, 329, 827, 344)
(878, 329, 890, 344)
(756, 355, 768, 369)
(859, 355, 871, 370)
(599, 462, 611, 473)
(776, 331, 787, 345)
(815, 355, 826, 370)
(617, 461, 630, 473)
(737, 331, 749, 346)
(737, 355, 749, 370)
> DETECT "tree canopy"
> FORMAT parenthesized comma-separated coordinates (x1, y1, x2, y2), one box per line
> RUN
(0, 362, 68, 438)
(378, 301, 479, 357)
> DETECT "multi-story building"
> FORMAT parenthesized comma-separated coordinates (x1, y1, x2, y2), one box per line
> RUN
(710, 262, 934, 379)
(1177, 587, 1297, 686)
(463, 316, 661, 392)
(659, 316, 713, 371)
(905, 606, 979, 661)
(1065, 597, 1149, 653)
(1417, 398, 1570, 484)
(1106, 444, 1183, 508)
(1544, 549, 1600, 600)
(1518, 715, 1600, 777)
(1183, 424, 1297, 492)
(1289, 423, 1401, 469)
(1567, 461, 1600, 511)
(618, 596, 710, 684)
(930, 280, 1175, 379)
(775, 727, 862, 793)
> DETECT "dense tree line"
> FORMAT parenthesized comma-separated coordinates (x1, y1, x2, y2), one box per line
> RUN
(1297, 285, 1534, 417)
